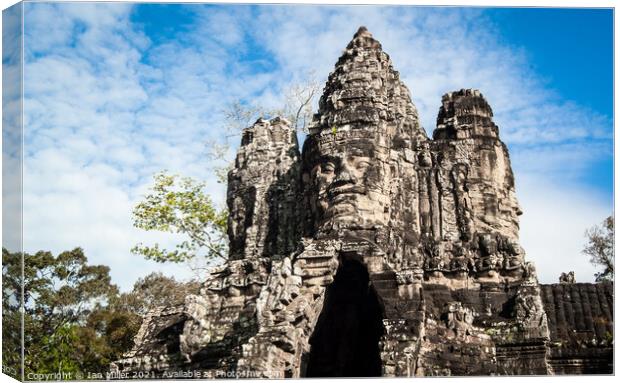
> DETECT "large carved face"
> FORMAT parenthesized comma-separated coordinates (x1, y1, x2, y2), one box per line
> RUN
(307, 138, 386, 231)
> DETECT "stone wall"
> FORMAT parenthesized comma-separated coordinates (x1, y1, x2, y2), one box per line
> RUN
(541, 282, 614, 374)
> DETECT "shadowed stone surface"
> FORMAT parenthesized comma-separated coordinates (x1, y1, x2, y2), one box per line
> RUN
(112, 27, 613, 378)
(227, 116, 302, 260)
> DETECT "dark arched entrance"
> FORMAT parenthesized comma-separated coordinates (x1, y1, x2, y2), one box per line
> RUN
(305, 258, 384, 377)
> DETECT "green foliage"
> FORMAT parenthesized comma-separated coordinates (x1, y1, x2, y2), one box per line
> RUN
(34, 325, 82, 375)
(2, 247, 200, 377)
(131, 171, 229, 264)
(2, 249, 22, 379)
(3, 247, 122, 376)
(583, 215, 614, 282)
(72, 307, 141, 373)
(113, 272, 200, 316)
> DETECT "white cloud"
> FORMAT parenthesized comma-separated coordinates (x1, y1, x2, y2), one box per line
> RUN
(2, 4, 24, 253)
(19, 3, 612, 290)
(21, 3, 214, 291)
(517, 176, 611, 283)
(511, 141, 612, 182)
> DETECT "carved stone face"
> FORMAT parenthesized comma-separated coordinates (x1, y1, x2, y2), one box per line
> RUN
(309, 138, 385, 231)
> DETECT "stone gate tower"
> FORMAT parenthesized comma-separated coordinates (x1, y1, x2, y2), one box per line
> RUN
(112, 27, 613, 377)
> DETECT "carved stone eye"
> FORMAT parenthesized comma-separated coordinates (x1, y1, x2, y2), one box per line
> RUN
(356, 160, 371, 171)
(321, 162, 336, 174)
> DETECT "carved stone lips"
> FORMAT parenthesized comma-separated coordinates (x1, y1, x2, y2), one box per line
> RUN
(327, 185, 365, 198)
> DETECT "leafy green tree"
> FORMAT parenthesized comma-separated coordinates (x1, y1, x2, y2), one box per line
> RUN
(3, 247, 119, 376)
(72, 306, 141, 374)
(2, 249, 22, 379)
(34, 325, 82, 375)
(2, 248, 202, 377)
(583, 215, 614, 282)
(114, 272, 201, 316)
(131, 171, 228, 268)
(69, 272, 199, 373)
(67, 273, 198, 374)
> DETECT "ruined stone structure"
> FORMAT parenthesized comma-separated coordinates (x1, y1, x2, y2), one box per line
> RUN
(112, 27, 613, 377)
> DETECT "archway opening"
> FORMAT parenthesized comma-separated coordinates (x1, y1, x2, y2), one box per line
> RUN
(305, 258, 384, 377)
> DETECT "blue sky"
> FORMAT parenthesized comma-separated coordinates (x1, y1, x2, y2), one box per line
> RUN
(489, 8, 613, 114)
(487, 7, 614, 193)
(17, 2, 613, 290)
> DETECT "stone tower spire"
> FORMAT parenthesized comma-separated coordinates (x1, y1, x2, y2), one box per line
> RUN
(301, 27, 427, 254)
(430, 88, 522, 244)
(227, 117, 301, 259)
(310, 26, 427, 145)
(434, 88, 498, 140)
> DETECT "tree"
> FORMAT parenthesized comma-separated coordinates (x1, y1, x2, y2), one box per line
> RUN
(221, 72, 320, 136)
(68, 272, 198, 374)
(280, 72, 321, 134)
(131, 171, 229, 272)
(208, 73, 321, 183)
(132, 75, 320, 265)
(113, 272, 201, 316)
(73, 307, 141, 374)
(2, 247, 120, 375)
(2, 248, 202, 377)
(2, 249, 22, 379)
(583, 215, 614, 282)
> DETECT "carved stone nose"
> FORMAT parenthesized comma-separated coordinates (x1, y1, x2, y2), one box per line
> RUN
(335, 165, 355, 183)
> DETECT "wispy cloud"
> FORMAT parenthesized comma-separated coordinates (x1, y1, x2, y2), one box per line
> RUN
(2, 3, 24, 253)
(21, 3, 612, 289)
(23, 3, 201, 290)
(518, 175, 610, 284)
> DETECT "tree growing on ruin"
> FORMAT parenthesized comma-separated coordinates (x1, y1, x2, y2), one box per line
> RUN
(583, 215, 614, 282)
(208, 73, 320, 183)
(113, 271, 201, 316)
